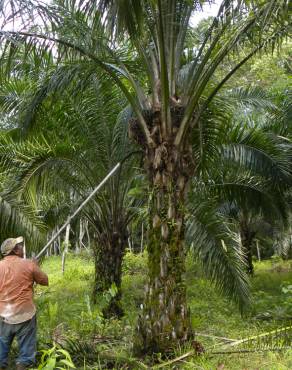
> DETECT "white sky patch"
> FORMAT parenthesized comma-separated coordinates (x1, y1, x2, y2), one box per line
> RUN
(1, 1, 222, 31)
(190, 1, 221, 27)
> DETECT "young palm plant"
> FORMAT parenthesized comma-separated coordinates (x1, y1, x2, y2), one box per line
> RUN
(0, 0, 290, 354)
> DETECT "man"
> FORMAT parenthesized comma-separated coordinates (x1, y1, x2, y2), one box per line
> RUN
(0, 237, 48, 370)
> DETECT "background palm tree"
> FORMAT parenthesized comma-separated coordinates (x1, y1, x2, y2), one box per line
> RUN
(186, 86, 291, 301)
(0, 69, 142, 316)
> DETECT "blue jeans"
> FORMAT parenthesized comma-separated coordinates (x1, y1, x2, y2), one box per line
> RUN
(0, 315, 36, 369)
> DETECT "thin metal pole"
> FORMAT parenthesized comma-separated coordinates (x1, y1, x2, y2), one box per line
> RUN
(36, 163, 121, 260)
(23, 239, 26, 259)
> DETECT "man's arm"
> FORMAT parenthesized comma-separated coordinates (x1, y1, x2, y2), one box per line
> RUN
(31, 259, 49, 286)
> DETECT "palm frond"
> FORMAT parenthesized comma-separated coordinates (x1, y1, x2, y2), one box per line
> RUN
(209, 172, 289, 226)
(221, 122, 292, 186)
(223, 86, 277, 112)
(221, 325, 292, 351)
(186, 197, 250, 310)
(0, 191, 45, 253)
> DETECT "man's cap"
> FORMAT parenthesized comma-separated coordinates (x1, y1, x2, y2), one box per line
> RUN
(1, 236, 24, 256)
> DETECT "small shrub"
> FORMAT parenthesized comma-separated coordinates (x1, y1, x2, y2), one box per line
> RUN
(122, 250, 147, 275)
(33, 345, 75, 370)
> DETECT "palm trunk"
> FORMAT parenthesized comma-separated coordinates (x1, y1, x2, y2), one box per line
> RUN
(78, 218, 86, 253)
(239, 220, 255, 275)
(256, 240, 261, 261)
(92, 231, 127, 318)
(85, 220, 90, 249)
(62, 224, 70, 274)
(140, 223, 144, 253)
(134, 142, 193, 355)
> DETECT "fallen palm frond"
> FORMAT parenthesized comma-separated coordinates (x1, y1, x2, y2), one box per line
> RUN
(221, 324, 292, 350)
(211, 347, 292, 355)
(152, 325, 292, 369)
(195, 332, 238, 343)
(63, 338, 149, 369)
(153, 346, 292, 369)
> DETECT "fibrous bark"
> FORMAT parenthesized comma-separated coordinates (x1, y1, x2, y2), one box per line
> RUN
(133, 109, 195, 354)
(239, 219, 255, 276)
(92, 230, 127, 318)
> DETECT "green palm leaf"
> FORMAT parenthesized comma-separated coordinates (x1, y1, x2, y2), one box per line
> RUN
(186, 196, 250, 310)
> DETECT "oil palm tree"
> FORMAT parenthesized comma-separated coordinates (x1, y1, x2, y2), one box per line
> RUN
(0, 77, 47, 249)
(0, 72, 142, 316)
(187, 86, 291, 279)
(0, 0, 290, 354)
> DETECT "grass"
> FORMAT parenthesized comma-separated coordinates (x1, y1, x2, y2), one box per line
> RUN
(30, 252, 292, 369)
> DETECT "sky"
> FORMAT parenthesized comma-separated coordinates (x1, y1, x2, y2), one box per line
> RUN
(191, 1, 221, 26)
(1, 1, 221, 31)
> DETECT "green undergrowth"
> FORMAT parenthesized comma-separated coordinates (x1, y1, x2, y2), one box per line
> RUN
(31, 252, 292, 369)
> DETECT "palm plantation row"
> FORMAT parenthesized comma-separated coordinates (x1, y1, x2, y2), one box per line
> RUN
(0, 0, 291, 359)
